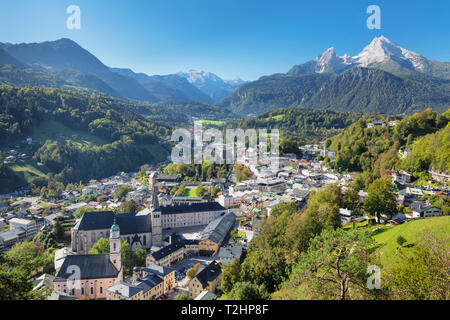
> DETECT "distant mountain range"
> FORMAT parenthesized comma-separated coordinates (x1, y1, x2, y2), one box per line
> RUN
(110, 67, 214, 104)
(0, 38, 244, 105)
(288, 36, 450, 78)
(0, 39, 158, 102)
(219, 36, 450, 116)
(0, 36, 449, 117)
(177, 70, 246, 102)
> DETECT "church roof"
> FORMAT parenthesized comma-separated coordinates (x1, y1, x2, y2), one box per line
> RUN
(78, 211, 151, 234)
(110, 217, 120, 232)
(154, 202, 226, 215)
(55, 254, 119, 281)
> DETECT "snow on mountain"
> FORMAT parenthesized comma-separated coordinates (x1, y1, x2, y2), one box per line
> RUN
(225, 77, 246, 87)
(289, 36, 432, 75)
(353, 36, 426, 71)
(315, 47, 354, 73)
(177, 70, 246, 102)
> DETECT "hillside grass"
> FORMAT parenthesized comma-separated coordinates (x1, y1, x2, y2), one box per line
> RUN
(32, 120, 108, 146)
(271, 216, 450, 300)
(8, 159, 51, 181)
(197, 119, 227, 126)
(373, 216, 450, 266)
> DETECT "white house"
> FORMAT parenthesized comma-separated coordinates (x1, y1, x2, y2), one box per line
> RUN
(408, 202, 441, 219)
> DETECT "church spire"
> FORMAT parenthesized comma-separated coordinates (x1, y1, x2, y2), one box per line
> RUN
(110, 215, 121, 274)
(151, 185, 159, 209)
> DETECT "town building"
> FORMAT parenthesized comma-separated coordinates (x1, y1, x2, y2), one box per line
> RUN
(218, 245, 243, 266)
(136, 264, 176, 294)
(188, 261, 222, 299)
(0, 229, 25, 250)
(367, 121, 386, 128)
(106, 275, 164, 300)
(198, 212, 236, 256)
(146, 240, 187, 267)
(194, 290, 217, 300)
(429, 169, 450, 183)
(53, 221, 123, 299)
(154, 202, 227, 229)
(107, 263, 175, 301)
(9, 217, 45, 238)
(149, 172, 179, 186)
(216, 194, 236, 208)
(408, 202, 441, 219)
(392, 169, 412, 184)
(71, 211, 161, 254)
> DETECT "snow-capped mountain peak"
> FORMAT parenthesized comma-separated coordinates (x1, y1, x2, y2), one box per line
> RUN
(314, 47, 354, 73)
(177, 70, 247, 102)
(353, 36, 426, 71)
(289, 36, 431, 76)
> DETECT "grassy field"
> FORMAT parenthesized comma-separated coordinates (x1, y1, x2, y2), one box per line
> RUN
(8, 159, 50, 181)
(181, 188, 200, 197)
(264, 114, 285, 121)
(32, 120, 108, 147)
(197, 119, 227, 126)
(373, 216, 450, 266)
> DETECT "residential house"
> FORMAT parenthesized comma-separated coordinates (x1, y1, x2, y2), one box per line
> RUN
(218, 245, 243, 266)
(188, 261, 222, 299)
(408, 202, 441, 219)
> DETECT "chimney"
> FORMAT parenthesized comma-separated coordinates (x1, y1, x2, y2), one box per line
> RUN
(132, 267, 141, 283)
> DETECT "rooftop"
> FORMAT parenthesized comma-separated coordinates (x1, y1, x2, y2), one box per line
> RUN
(77, 211, 151, 234)
(194, 261, 222, 288)
(154, 202, 226, 215)
(200, 212, 236, 244)
(55, 254, 119, 281)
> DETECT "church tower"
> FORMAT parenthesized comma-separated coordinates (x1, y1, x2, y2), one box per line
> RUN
(150, 185, 162, 247)
(109, 216, 122, 273)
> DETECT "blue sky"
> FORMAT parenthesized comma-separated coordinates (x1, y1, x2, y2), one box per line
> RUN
(0, 0, 449, 80)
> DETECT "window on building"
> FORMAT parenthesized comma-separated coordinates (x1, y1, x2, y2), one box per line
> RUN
(91, 287, 94, 295)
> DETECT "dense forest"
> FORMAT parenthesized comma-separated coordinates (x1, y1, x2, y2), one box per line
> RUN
(0, 86, 171, 190)
(221, 186, 449, 300)
(219, 67, 450, 116)
(0, 86, 169, 144)
(223, 108, 366, 146)
(327, 108, 450, 187)
(131, 101, 240, 126)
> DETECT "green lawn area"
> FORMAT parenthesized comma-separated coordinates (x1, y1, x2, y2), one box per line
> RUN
(9, 159, 51, 181)
(197, 120, 227, 126)
(373, 216, 450, 266)
(181, 188, 200, 197)
(263, 114, 285, 121)
(32, 120, 108, 147)
(342, 219, 371, 229)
